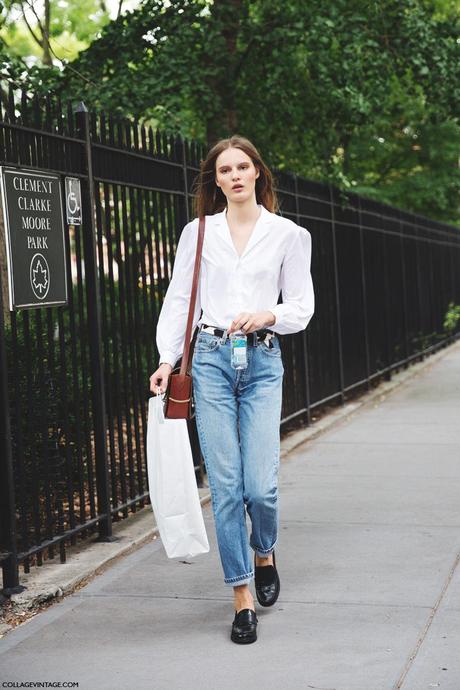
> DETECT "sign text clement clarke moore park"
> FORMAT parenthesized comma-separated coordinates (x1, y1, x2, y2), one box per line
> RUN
(0, 166, 69, 310)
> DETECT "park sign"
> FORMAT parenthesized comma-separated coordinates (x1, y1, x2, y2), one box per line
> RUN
(0, 166, 68, 310)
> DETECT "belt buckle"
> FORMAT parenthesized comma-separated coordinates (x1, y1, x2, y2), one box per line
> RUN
(201, 324, 228, 343)
(201, 325, 215, 335)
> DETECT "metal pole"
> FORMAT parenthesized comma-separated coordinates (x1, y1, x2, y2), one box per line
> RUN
(382, 222, 392, 381)
(399, 216, 410, 368)
(414, 223, 425, 361)
(294, 173, 312, 424)
(329, 184, 345, 404)
(357, 198, 371, 390)
(0, 194, 22, 593)
(74, 102, 115, 543)
(180, 135, 190, 224)
(179, 135, 205, 482)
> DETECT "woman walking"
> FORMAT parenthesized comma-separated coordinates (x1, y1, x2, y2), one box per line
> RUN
(150, 135, 314, 644)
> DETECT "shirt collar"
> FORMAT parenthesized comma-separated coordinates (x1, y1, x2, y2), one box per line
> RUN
(212, 203, 273, 226)
(210, 203, 274, 259)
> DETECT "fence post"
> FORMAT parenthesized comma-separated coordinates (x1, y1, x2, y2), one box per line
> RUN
(180, 135, 190, 224)
(414, 223, 425, 361)
(74, 102, 115, 543)
(0, 215, 23, 593)
(357, 198, 371, 390)
(294, 173, 312, 424)
(382, 222, 392, 381)
(329, 185, 345, 404)
(178, 134, 206, 483)
(399, 216, 410, 368)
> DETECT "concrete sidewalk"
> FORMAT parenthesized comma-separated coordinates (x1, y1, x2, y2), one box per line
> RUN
(1, 343, 459, 690)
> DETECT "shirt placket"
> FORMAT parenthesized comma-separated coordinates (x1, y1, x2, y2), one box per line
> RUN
(228, 258, 244, 312)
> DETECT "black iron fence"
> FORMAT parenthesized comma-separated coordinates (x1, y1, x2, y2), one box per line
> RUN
(0, 84, 459, 593)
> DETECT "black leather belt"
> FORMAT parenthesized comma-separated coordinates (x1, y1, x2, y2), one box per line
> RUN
(198, 323, 277, 348)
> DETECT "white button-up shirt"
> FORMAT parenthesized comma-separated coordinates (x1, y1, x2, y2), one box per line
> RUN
(156, 203, 314, 368)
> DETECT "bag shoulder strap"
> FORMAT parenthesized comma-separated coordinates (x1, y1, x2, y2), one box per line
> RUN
(179, 215, 205, 375)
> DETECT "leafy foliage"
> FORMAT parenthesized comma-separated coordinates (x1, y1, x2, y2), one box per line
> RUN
(443, 301, 460, 332)
(1, 0, 459, 223)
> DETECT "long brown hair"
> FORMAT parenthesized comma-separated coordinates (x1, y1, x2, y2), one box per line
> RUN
(191, 135, 279, 218)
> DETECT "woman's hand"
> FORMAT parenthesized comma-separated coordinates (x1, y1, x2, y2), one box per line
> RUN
(150, 363, 173, 394)
(228, 311, 276, 335)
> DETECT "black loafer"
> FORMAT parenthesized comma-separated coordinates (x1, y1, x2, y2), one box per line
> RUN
(231, 608, 258, 644)
(254, 550, 280, 607)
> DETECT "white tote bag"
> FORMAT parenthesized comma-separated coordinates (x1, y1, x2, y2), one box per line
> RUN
(146, 390, 210, 558)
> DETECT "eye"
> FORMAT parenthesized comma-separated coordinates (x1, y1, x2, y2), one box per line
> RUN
(219, 164, 249, 173)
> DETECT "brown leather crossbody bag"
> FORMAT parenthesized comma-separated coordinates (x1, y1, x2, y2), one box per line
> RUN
(163, 216, 206, 420)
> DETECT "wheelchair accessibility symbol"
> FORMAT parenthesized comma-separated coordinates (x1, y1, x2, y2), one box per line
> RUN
(30, 253, 50, 300)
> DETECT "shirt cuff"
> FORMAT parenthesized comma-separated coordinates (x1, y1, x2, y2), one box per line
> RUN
(267, 304, 288, 327)
(159, 351, 178, 368)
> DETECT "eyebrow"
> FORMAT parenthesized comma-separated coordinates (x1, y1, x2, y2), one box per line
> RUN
(217, 162, 250, 170)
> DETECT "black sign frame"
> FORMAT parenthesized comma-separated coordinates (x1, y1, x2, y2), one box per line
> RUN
(0, 165, 69, 311)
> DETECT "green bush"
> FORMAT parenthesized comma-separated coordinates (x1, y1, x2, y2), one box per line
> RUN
(443, 302, 460, 334)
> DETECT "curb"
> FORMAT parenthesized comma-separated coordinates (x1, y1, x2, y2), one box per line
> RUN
(1, 339, 458, 634)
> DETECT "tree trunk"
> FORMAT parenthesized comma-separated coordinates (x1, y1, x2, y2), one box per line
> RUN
(42, 0, 53, 66)
(205, 0, 244, 147)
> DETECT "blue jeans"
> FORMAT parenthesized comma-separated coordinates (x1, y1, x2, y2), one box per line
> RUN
(191, 329, 284, 587)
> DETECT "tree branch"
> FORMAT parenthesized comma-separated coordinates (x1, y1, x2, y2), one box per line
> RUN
(23, 0, 47, 41)
(21, 6, 44, 49)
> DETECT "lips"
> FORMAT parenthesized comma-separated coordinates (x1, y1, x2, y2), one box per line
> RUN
(232, 185, 244, 190)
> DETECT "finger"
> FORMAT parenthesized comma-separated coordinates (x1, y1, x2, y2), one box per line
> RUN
(239, 315, 252, 332)
(152, 377, 164, 391)
(230, 313, 251, 334)
(228, 314, 242, 334)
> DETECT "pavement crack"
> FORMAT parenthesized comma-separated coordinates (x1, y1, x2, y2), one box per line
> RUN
(70, 592, 433, 610)
(393, 549, 460, 689)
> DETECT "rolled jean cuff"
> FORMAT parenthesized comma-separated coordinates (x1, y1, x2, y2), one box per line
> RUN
(251, 538, 277, 558)
(224, 570, 254, 587)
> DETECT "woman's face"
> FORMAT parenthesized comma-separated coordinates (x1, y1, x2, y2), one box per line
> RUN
(215, 147, 260, 203)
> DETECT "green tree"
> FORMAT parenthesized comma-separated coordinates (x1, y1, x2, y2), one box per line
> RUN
(1, 0, 459, 223)
(0, 0, 128, 67)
